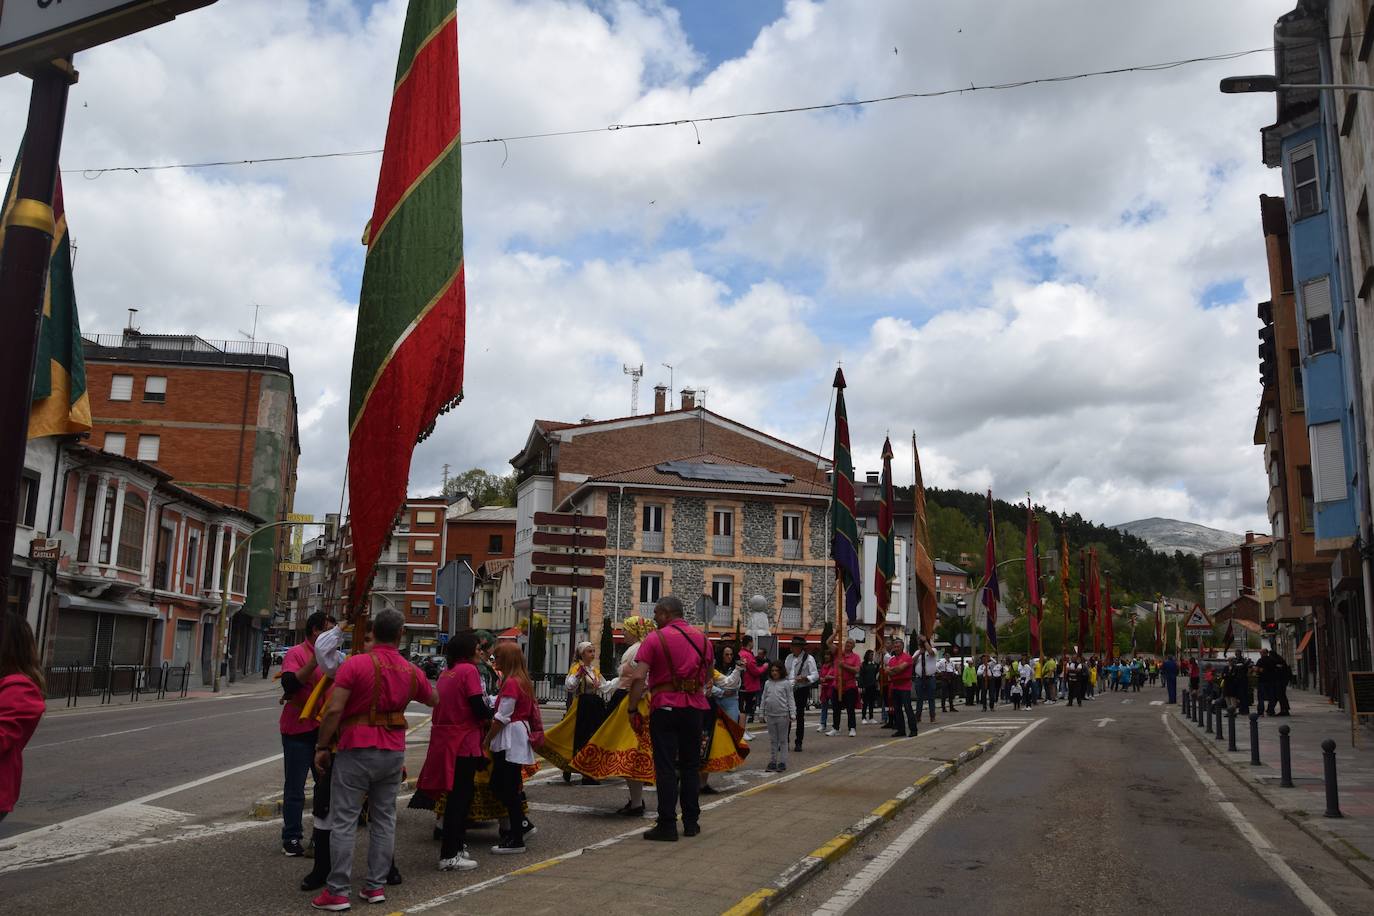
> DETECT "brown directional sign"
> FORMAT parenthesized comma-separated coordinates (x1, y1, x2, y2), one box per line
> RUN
(531, 570, 606, 589)
(534, 511, 607, 529)
(531, 531, 607, 550)
(532, 551, 606, 570)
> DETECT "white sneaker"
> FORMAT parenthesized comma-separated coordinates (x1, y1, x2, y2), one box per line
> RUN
(848, 728, 856, 737)
(825, 729, 838, 737)
(743, 732, 755, 741)
(439, 853, 478, 871)
(815, 724, 824, 733)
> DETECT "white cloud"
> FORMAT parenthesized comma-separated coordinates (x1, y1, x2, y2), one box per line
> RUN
(0, 0, 1292, 534)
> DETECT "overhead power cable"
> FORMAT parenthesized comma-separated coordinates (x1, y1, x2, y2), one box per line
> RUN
(11, 40, 1301, 179)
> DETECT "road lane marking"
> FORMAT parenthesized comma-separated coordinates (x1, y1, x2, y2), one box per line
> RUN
(402, 728, 953, 913)
(1162, 714, 1336, 916)
(29, 705, 279, 750)
(1150, 700, 1164, 706)
(1095, 718, 1115, 728)
(811, 719, 1046, 916)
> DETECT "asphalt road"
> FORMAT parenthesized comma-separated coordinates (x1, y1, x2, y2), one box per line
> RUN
(777, 693, 1374, 916)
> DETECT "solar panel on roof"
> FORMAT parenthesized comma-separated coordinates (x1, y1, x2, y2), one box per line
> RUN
(656, 461, 794, 485)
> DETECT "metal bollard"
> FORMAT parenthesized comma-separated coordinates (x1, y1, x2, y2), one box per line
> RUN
(1249, 713, 1261, 766)
(1205, 699, 1213, 732)
(1215, 702, 1225, 740)
(1322, 739, 1343, 818)
(1278, 725, 1293, 787)
(1227, 708, 1237, 752)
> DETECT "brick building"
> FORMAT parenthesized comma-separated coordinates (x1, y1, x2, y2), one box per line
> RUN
(81, 330, 299, 675)
(510, 387, 835, 669)
(445, 505, 516, 567)
(340, 496, 447, 654)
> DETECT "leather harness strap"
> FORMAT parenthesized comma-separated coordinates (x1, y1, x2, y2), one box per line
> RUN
(340, 654, 415, 731)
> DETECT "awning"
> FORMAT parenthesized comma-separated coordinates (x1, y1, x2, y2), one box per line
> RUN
(497, 627, 521, 640)
(1296, 630, 1315, 655)
(58, 593, 160, 619)
(404, 623, 439, 630)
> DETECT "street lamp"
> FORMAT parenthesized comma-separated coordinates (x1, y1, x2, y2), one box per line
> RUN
(1220, 75, 1374, 94)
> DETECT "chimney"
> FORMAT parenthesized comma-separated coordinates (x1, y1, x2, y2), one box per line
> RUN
(680, 388, 696, 410)
(654, 385, 668, 415)
(865, 471, 880, 484)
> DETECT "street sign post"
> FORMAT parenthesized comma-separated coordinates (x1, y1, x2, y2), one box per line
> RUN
(0, 1, 217, 76)
(531, 511, 607, 669)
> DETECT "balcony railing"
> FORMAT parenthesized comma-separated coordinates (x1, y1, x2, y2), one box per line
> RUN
(711, 535, 734, 556)
(83, 332, 290, 372)
(642, 530, 664, 552)
(638, 601, 659, 617)
(711, 604, 733, 627)
(781, 606, 803, 629)
(782, 539, 802, 560)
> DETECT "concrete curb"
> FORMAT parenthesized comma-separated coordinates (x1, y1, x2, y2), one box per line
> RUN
(1170, 707, 1374, 891)
(720, 737, 999, 916)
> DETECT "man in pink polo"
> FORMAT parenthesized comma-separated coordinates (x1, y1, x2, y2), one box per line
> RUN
(628, 595, 713, 842)
(885, 635, 918, 737)
(278, 612, 332, 858)
(310, 610, 436, 911)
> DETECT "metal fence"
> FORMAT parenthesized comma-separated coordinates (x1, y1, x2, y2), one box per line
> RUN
(526, 672, 824, 710)
(43, 663, 194, 707)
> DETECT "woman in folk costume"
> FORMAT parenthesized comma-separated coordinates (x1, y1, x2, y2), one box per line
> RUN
(699, 644, 748, 795)
(570, 614, 656, 816)
(538, 641, 608, 785)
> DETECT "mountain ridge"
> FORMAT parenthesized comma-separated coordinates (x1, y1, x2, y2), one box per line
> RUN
(1112, 517, 1245, 557)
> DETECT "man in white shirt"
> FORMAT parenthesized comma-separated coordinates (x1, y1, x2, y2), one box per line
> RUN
(785, 636, 818, 753)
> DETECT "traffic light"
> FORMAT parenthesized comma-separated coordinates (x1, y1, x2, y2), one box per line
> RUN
(1262, 621, 1278, 635)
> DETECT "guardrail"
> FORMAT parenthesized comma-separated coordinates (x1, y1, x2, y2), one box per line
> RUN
(44, 663, 194, 707)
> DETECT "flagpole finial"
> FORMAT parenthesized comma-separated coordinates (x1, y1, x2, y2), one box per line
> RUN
(832, 367, 846, 389)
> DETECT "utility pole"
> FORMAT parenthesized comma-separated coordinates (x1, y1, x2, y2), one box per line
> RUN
(0, 58, 75, 606)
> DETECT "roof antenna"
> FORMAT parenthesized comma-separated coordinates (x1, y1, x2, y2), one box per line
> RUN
(125, 307, 139, 333)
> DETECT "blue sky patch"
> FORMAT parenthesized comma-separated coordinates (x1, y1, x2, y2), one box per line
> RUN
(665, 0, 787, 72)
(1201, 278, 1245, 309)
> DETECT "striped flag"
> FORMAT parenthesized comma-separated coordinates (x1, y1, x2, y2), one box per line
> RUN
(910, 434, 939, 639)
(1, 151, 91, 439)
(1077, 549, 1090, 652)
(874, 436, 895, 644)
(347, 0, 466, 611)
(830, 369, 862, 622)
(1104, 574, 1115, 656)
(983, 491, 999, 649)
(1059, 524, 1071, 652)
(1025, 500, 1041, 656)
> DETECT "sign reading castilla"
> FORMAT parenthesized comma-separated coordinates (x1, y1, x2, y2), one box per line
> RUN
(0, 0, 217, 77)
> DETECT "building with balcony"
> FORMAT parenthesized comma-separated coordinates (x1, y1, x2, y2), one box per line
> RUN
(81, 329, 299, 676)
(26, 443, 260, 683)
(339, 496, 447, 654)
(510, 387, 834, 668)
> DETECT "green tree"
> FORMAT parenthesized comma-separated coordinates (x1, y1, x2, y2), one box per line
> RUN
(443, 468, 518, 507)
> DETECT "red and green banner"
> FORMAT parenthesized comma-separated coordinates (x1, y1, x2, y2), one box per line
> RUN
(347, 0, 465, 610)
(830, 369, 861, 623)
(910, 434, 938, 640)
(1060, 524, 1071, 652)
(1104, 574, 1115, 656)
(1, 148, 91, 439)
(874, 436, 895, 644)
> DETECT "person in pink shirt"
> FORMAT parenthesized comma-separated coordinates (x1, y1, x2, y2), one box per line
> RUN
(310, 609, 436, 911)
(738, 635, 768, 724)
(415, 631, 492, 871)
(884, 636, 918, 737)
(627, 596, 713, 842)
(0, 612, 45, 825)
(828, 638, 861, 737)
(278, 612, 332, 858)
(817, 652, 835, 733)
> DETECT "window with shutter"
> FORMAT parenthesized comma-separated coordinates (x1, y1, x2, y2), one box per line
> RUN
(110, 375, 133, 401)
(1302, 277, 1334, 354)
(104, 432, 126, 456)
(137, 435, 160, 462)
(143, 376, 167, 402)
(1309, 421, 1348, 503)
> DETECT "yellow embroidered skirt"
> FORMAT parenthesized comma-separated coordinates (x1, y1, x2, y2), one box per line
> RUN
(569, 694, 747, 782)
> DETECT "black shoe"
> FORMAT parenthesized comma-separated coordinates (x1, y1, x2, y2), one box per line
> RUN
(521, 818, 537, 837)
(300, 828, 330, 890)
(683, 823, 700, 837)
(581, 777, 600, 786)
(386, 862, 403, 886)
(893, 731, 907, 737)
(616, 801, 646, 817)
(283, 838, 305, 857)
(643, 823, 679, 842)
(699, 785, 720, 795)
(300, 873, 326, 892)
(793, 744, 803, 753)
(563, 771, 573, 784)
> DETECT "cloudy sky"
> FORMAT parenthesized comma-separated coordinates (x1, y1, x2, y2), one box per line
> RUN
(1, 0, 1295, 532)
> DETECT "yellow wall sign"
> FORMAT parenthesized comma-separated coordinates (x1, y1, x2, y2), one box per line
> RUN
(286, 513, 316, 524)
(279, 562, 312, 573)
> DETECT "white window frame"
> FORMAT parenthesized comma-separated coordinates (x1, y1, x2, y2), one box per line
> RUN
(414, 510, 436, 525)
(109, 374, 133, 401)
(1310, 421, 1349, 503)
(642, 504, 663, 533)
(1301, 276, 1335, 355)
(104, 432, 127, 456)
(1289, 142, 1322, 220)
(712, 508, 734, 537)
(409, 601, 429, 617)
(413, 538, 435, 555)
(639, 573, 662, 604)
(411, 569, 433, 586)
(136, 434, 160, 462)
(711, 576, 733, 610)
(143, 376, 167, 403)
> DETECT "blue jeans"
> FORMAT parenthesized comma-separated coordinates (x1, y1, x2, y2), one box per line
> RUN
(915, 676, 937, 720)
(281, 730, 318, 842)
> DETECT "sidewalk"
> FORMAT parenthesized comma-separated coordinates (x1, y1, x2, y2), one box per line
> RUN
(394, 725, 1005, 915)
(43, 671, 280, 714)
(1172, 688, 1374, 888)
